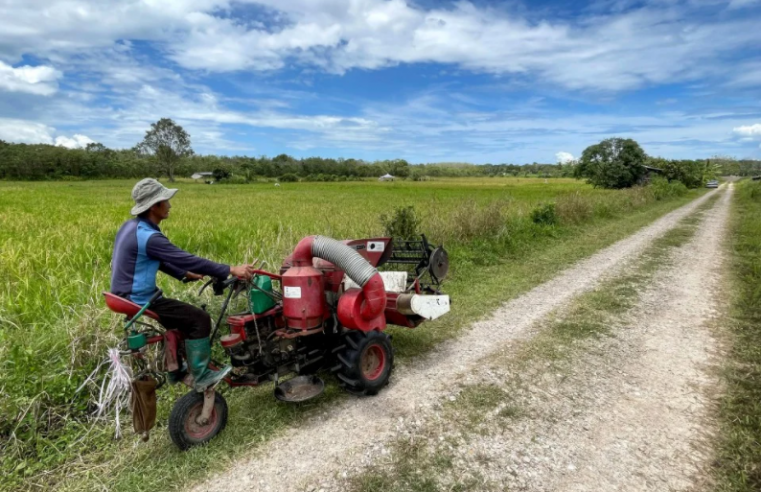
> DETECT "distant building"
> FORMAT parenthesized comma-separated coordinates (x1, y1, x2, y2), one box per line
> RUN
(379, 173, 395, 181)
(191, 172, 214, 180)
(639, 165, 664, 185)
(643, 165, 663, 175)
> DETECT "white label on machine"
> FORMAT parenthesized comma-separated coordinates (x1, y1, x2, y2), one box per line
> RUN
(343, 271, 407, 293)
(367, 241, 385, 252)
(284, 286, 302, 299)
(410, 295, 450, 320)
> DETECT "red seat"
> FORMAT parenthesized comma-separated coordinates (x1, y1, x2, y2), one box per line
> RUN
(103, 292, 160, 321)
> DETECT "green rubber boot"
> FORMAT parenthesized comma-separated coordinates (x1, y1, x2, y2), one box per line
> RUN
(184, 337, 232, 392)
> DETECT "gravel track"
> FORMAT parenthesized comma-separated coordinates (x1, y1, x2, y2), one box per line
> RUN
(543, 187, 728, 490)
(189, 189, 721, 492)
(429, 184, 730, 491)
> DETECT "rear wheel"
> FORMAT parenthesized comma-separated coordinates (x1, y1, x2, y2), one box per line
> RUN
(335, 330, 394, 395)
(168, 391, 228, 450)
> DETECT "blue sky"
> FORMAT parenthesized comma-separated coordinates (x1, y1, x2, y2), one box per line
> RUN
(0, 0, 760, 164)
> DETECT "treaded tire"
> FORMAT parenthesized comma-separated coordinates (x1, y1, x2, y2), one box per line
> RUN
(168, 391, 228, 451)
(336, 330, 394, 396)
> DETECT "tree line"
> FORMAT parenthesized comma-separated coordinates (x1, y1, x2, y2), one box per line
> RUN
(0, 139, 571, 181)
(0, 118, 757, 183)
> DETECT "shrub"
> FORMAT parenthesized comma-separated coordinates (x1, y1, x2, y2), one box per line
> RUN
(380, 205, 421, 240)
(531, 203, 558, 226)
(212, 168, 230, 181)
(278, 173, 299, 182)
(649, 176, 688, 200)
(749, 182, 761, 200)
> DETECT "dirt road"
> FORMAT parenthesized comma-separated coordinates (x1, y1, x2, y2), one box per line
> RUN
(190, 187, 726, 492)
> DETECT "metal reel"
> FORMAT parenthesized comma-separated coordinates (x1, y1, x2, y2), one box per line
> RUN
(429, 247, 449, 282)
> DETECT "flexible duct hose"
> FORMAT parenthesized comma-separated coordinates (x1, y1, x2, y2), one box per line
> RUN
(311, 236, 377, 286)
(292, 235, 387, 322)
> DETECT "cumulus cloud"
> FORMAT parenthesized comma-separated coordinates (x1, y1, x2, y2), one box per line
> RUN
(0, 1, 760, 92)
(555, 151, 575, 164)
(0, 60, 61, 95)
(0, 118, 55, 143)
(55, 134, 95, 148)
(733, 123, 761, 138)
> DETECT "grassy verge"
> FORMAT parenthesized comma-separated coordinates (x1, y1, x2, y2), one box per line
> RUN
(0, 180, 705, 492)
(349, 191, 720, 492)
(714, 180, 761, 491)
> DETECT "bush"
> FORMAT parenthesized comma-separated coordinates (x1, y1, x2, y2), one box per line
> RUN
(278, 173, 299, 182)
(212, 168, 231, 181)
(380, 205, 421, 240)
(531, 203, 558, 226)
(746, 181, 761, 200)
(649, 176, 688, 200)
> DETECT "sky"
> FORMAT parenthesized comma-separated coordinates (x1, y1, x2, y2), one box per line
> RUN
(0, 0, 760, 164)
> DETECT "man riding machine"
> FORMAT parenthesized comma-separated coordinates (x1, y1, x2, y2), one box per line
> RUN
(109, 178, 255, 418)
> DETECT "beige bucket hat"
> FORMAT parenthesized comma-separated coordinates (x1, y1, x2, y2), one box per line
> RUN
(130, 178, 178, 216)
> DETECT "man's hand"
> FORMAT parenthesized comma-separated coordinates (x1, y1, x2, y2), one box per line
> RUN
(230, 264, 257, 280)
(184, 272, 205, 282)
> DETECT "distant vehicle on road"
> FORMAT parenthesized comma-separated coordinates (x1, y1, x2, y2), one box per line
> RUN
(706, 180, 719, 188)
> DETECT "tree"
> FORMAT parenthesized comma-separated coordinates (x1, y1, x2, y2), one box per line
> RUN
(85, 142, 107, 153)
(137, 118, 193, 182)
(574, 138, 647, 189)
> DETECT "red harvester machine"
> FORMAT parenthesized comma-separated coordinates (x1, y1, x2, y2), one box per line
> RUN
(104, 235, 450, 449)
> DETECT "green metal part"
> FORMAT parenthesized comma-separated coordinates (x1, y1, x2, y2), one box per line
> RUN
(250, 275, 276, 314)
(128, 332, 147, 350)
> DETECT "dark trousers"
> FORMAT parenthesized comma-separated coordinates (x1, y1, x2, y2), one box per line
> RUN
(150, 297, 211, 340)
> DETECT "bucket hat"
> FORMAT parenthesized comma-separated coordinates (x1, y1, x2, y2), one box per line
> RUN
(130, 178, 178, 216)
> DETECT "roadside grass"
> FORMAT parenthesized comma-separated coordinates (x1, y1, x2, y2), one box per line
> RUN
(0, 179, 704, 491)
(714, 180, 761, 491)
(349, 190, 720, 492)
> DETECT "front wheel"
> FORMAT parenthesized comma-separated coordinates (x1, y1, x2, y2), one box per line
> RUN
(335, 330, 394, 396)
(168, 391, 228, 450)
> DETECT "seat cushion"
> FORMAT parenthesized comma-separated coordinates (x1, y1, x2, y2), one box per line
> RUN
(103, 292, 160, 321)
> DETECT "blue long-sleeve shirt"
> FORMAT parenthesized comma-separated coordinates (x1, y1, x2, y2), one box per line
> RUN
(110, 218, 230, 304)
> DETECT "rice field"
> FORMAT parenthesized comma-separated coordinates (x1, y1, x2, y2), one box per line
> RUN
(0, 177, 701, 491)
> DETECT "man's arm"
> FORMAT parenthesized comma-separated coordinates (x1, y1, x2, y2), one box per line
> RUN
(159, 261, 187, 281)
(146, 234, 230, 279)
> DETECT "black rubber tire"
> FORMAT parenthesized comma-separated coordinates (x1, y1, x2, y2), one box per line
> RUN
(168, 391, 228, 451)
(335, 330, 394, 396)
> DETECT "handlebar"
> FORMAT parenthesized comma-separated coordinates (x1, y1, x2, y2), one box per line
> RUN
(198, 276, 239, 296)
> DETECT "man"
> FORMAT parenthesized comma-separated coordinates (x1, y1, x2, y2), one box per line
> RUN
(111, 178, 255, 391)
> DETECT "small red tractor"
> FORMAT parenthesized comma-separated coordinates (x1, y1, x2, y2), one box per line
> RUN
(104, 235, 450, 449)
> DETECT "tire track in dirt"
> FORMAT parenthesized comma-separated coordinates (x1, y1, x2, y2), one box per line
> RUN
(544, 185, 730, 491)
(414, 185, 729, 492)
(189, 189, 721, 492)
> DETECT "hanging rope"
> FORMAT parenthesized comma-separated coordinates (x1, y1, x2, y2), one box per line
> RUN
(77, 347, 133, 439)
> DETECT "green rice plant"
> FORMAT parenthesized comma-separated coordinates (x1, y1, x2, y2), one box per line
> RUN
(0, 177, 704, 491)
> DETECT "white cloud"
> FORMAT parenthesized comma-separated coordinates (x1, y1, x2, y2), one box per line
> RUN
(54, 134, 95, 148)
(0, 60, 61, 95)
(0, 118, 55, 143)
(733, 124, 761, 138)
(0, 1, 759, 92)
(555, 151, 575, 164)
